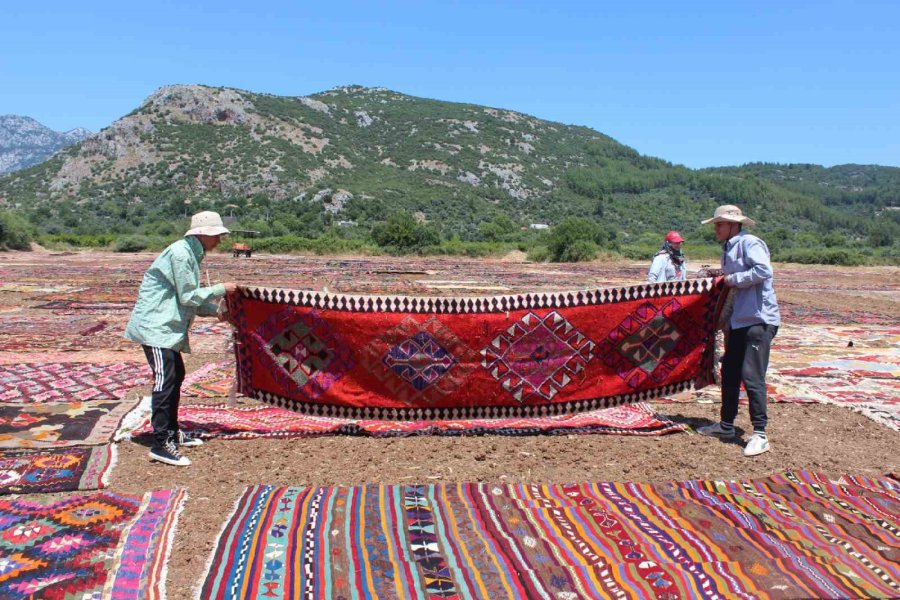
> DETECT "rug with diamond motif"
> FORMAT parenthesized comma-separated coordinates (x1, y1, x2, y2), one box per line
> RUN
(199, 472, 900, 600)
(228, 279, 726, 419)
(0, 445, 116, 495)
(128, 401, 686, 439)
(0, 488, 185, 599)
(0, 362, 150, 403)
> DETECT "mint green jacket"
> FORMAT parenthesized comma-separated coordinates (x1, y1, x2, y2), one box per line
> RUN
(124, 236, 225, 353)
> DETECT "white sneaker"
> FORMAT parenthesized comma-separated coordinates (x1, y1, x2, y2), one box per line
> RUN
(175, 430, 204, 447)
(149, 441, 191, 466)
(697, 422, 736, 437)
(743, 433, 770, 457)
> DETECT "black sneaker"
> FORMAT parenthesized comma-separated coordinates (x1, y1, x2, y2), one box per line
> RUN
(174, 430, 204, 447)
(149, 441, 191, 466)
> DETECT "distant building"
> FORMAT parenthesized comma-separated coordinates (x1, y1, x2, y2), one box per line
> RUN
(337, 220, 357, 228)
(529, 223, 549, 230)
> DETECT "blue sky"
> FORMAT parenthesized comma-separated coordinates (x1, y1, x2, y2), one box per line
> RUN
(2, 1, 898, 168)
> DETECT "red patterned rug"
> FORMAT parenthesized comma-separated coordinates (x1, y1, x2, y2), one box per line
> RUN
(129, 401, 686, 439)
(228, 279, 725, 419)
(0, 445, 115, 494)
(0, 362, 150, 402)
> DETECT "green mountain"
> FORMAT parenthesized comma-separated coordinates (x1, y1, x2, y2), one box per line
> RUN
(0, 84, 897, 261)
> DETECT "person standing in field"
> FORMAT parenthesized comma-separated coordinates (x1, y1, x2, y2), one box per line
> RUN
(647, 230, 687, 282)
(696, 204, 780, 457)
(125, 210, 237, 467)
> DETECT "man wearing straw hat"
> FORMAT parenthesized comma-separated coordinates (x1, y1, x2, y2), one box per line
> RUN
(125, 211, 237, 467)
(696, 204, 780, 457)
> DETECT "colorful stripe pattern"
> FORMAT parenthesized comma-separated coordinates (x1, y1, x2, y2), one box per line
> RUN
(200, 472, 900, 599)
(228, 279, 726, 419)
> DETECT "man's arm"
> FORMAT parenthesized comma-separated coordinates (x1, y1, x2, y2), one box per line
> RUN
(725, 238, 773, 288)
(171, 255, 226, 308)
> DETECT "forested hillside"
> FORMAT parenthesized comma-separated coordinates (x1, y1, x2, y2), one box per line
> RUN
(0, 85, 896, 263)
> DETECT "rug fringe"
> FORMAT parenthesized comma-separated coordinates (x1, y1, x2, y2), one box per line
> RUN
(193, 487, 253, 600)
(157, 488, 189, 600)
(101, 443, 118, 487)
(114, 395, 151, 441)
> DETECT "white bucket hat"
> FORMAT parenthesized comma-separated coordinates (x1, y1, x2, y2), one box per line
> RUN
(185, 211, 230, 237)
(701, 204, 756, 226)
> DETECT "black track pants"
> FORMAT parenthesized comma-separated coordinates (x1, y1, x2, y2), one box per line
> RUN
(142, 346, 186, 448)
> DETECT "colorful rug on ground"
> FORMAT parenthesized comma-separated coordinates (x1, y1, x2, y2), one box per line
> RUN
(0, 313, 134, 352)
(228, 279, 725, 419)
(182, 360, 235, 397)
(129, 401, 686, 439)
(0, 445, 115, 495)
(0, 361, 150, 402)
(199, 472, 900, 600)
(681, 323, 900, 431)
(0, 398, 139, 448)
(0, 488, 185, 599)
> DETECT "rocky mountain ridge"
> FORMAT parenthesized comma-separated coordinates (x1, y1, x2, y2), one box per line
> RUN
(0, 115, 90, 175)
(0, 85, 895, 255)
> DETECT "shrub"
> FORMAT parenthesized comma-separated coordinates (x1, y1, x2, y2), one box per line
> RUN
(371, 212, 441, 250)
(526, 246, 551, 262)
(558, 239, 599, 262)
(547, 217, 603, 262)
(775, 247, 865, 266)
(113, 235, 152, 252)
(0, 211, 35, 250)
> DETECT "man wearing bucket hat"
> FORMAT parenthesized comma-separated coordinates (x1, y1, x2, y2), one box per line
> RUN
(125, 210, 238, 467)
(696, 204, 780, 457)
(647, 230, 687, 282)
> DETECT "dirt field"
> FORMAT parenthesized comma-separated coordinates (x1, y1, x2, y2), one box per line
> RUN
(2, 252, 898, 597)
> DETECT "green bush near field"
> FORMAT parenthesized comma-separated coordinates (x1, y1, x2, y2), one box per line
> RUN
(0, 210, 35, 250)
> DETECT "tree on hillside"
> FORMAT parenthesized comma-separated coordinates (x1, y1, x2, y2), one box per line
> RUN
(0, 211, 35, 250)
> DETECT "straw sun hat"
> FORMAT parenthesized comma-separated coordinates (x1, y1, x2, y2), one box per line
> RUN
(701, 204, 756, 226)
(185, 211, 230, 237)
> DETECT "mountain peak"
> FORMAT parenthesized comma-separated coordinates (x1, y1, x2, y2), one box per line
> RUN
(0, 115, 91, 175)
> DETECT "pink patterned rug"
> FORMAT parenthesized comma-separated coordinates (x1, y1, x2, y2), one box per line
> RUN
(131, 401, 686, 439)
(0, 362, 150, 402)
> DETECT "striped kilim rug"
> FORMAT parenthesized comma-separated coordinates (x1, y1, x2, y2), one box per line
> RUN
(199, 472, 900, 600)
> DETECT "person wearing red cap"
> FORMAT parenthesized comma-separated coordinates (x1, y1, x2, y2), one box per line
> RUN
(647, 230, 686, 282)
